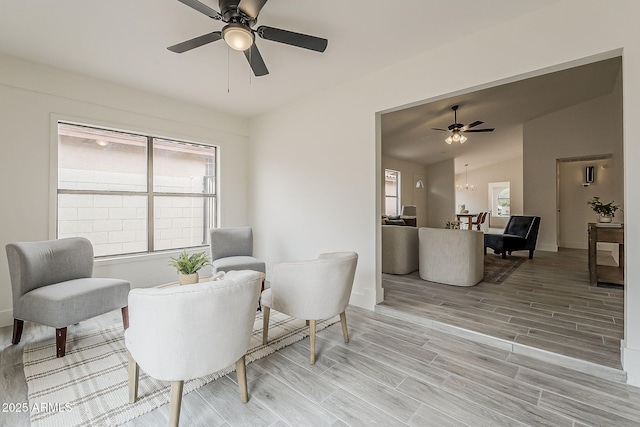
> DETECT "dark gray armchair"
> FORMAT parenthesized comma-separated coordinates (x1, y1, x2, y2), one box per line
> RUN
(484, 216, 541, 259)
(6, 237, 130, 357)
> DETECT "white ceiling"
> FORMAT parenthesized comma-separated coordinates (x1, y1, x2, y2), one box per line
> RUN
(0, 0, 562, 118)
(382, 57, 621, 172)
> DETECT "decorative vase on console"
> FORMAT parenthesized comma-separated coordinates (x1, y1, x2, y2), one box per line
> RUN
(598, 214, 613, 223)
(587, 196, 621, 224)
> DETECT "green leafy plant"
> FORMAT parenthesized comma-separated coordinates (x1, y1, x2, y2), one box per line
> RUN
(587, 196, 622, 216)
(168, 250, 210, 275)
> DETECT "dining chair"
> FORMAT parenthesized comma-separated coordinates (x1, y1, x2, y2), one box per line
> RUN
(125, 270, 262, 427)
(261, 252, 358, 364)
(472, 212, 488, 231)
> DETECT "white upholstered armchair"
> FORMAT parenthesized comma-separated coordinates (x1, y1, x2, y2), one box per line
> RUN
(125, 270, 262, 427)
(261, 252, 358, 364)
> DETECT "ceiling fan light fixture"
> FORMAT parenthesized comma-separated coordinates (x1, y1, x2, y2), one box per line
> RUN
(222, 23, 254, 51)
(445, 130, 468, 144)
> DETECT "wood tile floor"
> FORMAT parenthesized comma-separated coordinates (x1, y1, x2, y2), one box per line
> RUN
(1, 302, 639, 426)
(380, 248, 624, 373)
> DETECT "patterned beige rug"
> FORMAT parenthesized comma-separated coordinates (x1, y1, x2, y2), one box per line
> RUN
(483, 254, 526, 284)
(23, 311, 339, 427)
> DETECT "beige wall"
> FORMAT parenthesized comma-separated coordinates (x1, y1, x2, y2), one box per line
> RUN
(523, 74, 623, 251)
(558, 157, 617, 249)
(455, 155, 523, 230)
(426, 159, 455, 228)
(381, 156, 428, 227)
(0, 54, 250, 327)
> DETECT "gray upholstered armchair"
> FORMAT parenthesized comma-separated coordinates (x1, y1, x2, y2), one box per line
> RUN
(261, 252, 358, 364)
(484, 216, 541, 259)
(209, 226, 265, 273)
(5, 237, 130, 357)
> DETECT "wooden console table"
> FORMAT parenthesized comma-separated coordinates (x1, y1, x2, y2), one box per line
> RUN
(588, 223, 624, 286)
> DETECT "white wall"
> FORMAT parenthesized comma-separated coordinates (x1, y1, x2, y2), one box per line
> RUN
(524, 78, 623, 252)
(455, 155, 523, 230)
(0, 54, 250, 327)
(425, 159, 455, 229)
(381, 156, 428, 226)
(249, 0, 640, 383)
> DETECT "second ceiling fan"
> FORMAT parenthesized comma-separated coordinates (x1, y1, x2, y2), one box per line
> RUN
(432, 105, 495, 144)
(168, 0, 328, 77)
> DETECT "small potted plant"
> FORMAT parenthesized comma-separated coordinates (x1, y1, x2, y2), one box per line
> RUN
(587, 196, 622, 223)
(168, 250, 210, 285)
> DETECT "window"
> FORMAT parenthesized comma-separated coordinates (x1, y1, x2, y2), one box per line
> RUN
(57, 123, 217, 257)
(384, 169, 400, 216)
(488, 181, 510, 217)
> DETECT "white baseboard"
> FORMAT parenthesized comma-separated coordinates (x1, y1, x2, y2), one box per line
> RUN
(560, 241, 587, 250)
(0, 308, 13, 328)
(349, 288, 376, 311)
(537, 243, 558, 252)
(622, 342, 640, 387)
(376, 286, 385, 305)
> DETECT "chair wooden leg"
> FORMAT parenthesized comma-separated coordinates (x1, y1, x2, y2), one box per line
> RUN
(56, 327, 67, 358)
(262, 307, 270, 345)
(502, 250, 507, 259)
(128, 351, 139, 403)
(121, 306, 129, 329)
(236, 355, 248, 403)
(257, 278, 265, 311)
(529, 249, 534, 259)
(309, 320, 317, 365)
(12, 319, 24, 345)
(168, 381, 184, 427)
(340, 312, 349, 343)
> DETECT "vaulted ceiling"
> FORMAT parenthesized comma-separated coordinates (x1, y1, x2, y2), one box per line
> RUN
(381, 57, 621, 172)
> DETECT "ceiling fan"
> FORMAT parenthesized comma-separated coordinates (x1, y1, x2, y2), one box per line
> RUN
(432, 105, 495, 144)
(168, 0, 328, 77)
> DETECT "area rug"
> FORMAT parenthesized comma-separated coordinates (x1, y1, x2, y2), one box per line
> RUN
(483, 254, 526, 284)
(23, 311, 339, 427)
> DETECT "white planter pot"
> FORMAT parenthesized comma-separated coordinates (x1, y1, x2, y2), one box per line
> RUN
(598, 214, 613, 223)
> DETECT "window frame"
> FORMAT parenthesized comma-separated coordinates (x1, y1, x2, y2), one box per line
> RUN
(54, 120, 219, 258)
(488, 181, 510, 218)
(384, 169, 401, 216)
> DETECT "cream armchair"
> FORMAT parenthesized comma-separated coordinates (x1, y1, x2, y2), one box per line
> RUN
(125, 270, 262, 427)
(261, 252, 358, 364)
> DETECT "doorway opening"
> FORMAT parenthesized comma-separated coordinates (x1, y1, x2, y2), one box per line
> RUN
(557, 155, 618, 250)
(378, 54, 624, 371)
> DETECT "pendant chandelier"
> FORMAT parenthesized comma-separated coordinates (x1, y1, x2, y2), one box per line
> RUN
(457, 164, 477, 191)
